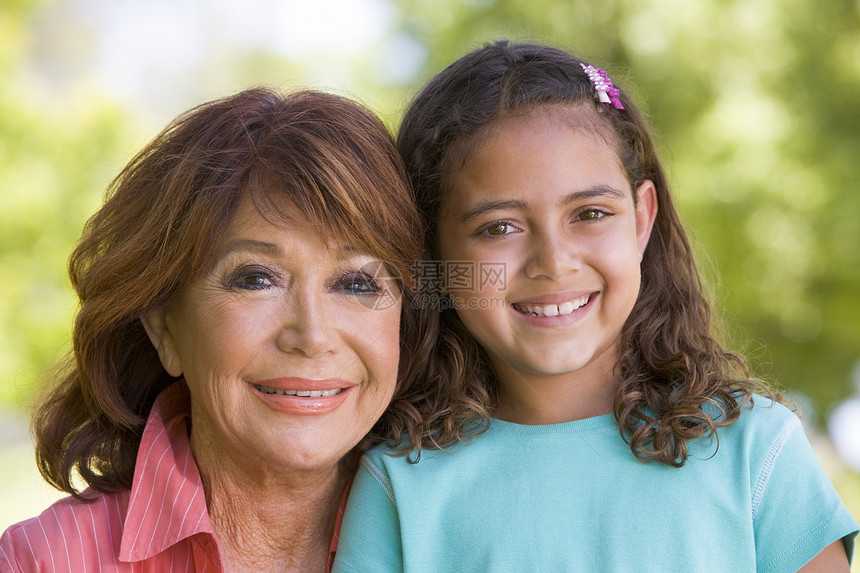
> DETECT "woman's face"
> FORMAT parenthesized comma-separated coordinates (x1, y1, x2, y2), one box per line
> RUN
(143, 195, 402, 478)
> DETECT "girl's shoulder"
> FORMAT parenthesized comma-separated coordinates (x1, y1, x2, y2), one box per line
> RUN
(362, 418, 497, 466)
(360, 414, 619, 477)
(360, 425, 492, 475)
(701, 394, 807, 465)
(724, 394, 801, 436)
(361, 436, 450, 467)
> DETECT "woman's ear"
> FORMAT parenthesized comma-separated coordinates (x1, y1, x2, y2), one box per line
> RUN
(634, 179, 658, 259)
(140, 309, 183, 377)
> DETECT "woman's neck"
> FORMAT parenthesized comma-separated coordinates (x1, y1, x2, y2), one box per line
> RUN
(193, 436, 351, 572)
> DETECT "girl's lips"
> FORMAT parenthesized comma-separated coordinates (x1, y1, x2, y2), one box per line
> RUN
(512, 292, 596, 317)
(250, 378, 355, 415)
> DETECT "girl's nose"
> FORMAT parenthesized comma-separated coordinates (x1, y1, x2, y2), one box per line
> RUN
(275, 289, 337, 358)
(524, 230, 581, 280)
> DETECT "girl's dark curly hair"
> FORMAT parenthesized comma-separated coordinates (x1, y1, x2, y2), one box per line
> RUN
(388, 39, 779, 466)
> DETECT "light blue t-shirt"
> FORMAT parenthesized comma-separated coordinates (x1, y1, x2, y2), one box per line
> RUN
(333, 398, 858, 572)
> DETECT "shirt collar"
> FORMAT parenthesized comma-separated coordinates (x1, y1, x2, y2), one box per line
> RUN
(119, 381, 213, 562)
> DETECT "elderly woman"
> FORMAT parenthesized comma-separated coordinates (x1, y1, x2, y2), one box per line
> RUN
(0, 87, 428, 571)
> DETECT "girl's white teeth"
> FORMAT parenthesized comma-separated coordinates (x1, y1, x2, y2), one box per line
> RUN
(514, 295, 590, 317)
(255, 384, 343, 397)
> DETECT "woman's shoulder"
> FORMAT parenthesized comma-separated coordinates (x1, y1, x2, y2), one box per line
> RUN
(0, 488, 129, 570)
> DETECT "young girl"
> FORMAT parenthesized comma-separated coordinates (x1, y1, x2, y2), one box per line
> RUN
(333, 41, 858, 572)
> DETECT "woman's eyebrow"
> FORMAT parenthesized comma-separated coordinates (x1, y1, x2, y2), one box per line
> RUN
(216, 239, 282, 259)
(338, 245, 379, 262)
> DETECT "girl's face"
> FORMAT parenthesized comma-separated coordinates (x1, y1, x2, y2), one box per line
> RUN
(437, 109, 657, 423)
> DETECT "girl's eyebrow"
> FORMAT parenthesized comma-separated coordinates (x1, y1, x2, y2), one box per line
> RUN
(460, 186, 627, 222)
(559, 186, 628, 206)
(461, 199, 529, 222)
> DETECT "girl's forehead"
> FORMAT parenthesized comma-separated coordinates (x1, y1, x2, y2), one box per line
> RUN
(449, 103, 619, 171)
(498, 104, 617, 145)
(444, 115, 630, 210)
(464, 106, 621, 171)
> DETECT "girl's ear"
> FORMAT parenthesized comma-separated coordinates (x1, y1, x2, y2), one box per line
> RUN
(634, 179, 658, 259)
(140, 309, 183, 377)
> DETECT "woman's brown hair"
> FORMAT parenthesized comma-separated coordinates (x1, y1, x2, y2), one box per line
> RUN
(389, 40, 780, 466)
(34, 87, 431, 498)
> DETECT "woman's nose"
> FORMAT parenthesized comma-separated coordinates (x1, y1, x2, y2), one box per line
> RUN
(275, 289, 337, 358)
(524, 230, 581, 280)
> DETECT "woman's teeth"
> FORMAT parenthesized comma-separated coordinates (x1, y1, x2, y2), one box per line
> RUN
(254, 384, 343, 397)
(513, 295, 591, 317)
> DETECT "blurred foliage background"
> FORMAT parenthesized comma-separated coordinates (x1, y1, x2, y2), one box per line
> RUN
(396, 0, 860, 417)
(1, 0, 859, 541)
(5, 0, 859, 429)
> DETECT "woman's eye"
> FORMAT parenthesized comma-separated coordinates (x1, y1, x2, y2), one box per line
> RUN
(230, 268, 275, 291)
(337, 272, 382, 295)
(481, 221, 516, 237)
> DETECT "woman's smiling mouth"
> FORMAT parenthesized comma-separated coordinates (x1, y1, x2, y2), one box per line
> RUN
(512, 294, 592, 317)
(251, 378, 355, 415)
(254, 384, 345, 397)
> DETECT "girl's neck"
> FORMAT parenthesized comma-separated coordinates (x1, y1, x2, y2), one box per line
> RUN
(193, 437, 351, 572)
(492, 361, 618, 425)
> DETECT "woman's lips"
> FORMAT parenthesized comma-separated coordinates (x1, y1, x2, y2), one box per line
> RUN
(512, 293, 593, 317)
(254, 384, 344, 397)
(250, 378, 355, 415)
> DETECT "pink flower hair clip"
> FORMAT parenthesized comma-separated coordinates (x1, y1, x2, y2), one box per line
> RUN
(580, 63, 624, 110)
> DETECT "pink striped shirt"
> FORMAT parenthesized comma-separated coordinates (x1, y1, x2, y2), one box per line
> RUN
(0, 382, 343, 572)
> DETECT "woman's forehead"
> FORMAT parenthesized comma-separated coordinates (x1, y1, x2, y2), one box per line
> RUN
(223, 191, 385, 262)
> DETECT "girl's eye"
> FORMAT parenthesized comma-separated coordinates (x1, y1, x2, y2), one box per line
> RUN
(229, 267, 276, 291)
(481, 221, 517, 237)
(576, 208, 610, 221)
(336, 272, 382, 295)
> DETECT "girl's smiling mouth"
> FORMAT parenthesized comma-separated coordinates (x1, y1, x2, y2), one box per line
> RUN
(512, 294, 594, 317)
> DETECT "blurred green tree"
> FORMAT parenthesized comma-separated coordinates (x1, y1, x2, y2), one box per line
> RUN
(0, 0, 398, 411)
(0, 0, 136, 407)
(1, 0, 858, 426)
(388, 0, 860, 418)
